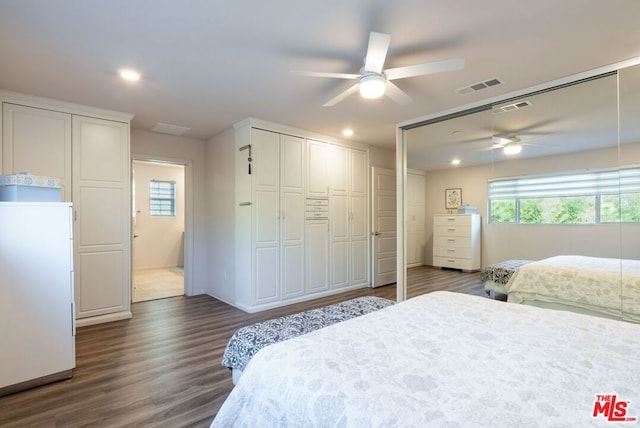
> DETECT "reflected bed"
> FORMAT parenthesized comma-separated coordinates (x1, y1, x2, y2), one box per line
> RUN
(506, 255, 640, 323)
(211, 291, 640, 427)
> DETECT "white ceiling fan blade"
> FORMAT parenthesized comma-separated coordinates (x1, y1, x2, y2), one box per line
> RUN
(364, 32, 391, 73)
(385, 58, 464, 80)
(323, 83, 360, 107)
(385, 81, 412, 105)
(291, 70, 360, 79)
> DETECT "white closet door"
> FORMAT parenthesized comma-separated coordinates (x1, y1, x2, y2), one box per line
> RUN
(331, 195, 349, 288)
(329, 145, 349, 194)
(2, 103, 72, 200)
(73, 116, 130, 319)
(305, 220, 329, 292)
(280, 135, 305, 299)
(350, 195, 368, 284)
(407, 171, 426, 266)
(350, 149, 367, 196)
(307, 140, 329, 196)
(371, 167, 396, 287)
(251, 129, 281, 303)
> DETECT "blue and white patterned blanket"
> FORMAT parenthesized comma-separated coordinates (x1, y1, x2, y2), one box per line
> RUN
(221, 296, 394, 373)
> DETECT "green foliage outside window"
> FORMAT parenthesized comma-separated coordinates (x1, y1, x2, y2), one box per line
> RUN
(490, 199, 515, 222)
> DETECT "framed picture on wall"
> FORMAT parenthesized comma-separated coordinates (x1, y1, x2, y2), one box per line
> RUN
(445, 188, 462, 209)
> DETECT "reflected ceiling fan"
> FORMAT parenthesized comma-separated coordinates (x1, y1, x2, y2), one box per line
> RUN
(293, 32, 465, 107)
(491, 135, 525, 155)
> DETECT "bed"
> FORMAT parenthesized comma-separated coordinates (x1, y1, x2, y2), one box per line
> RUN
(221, 296, 394, 384)
(211, 291, 640, 427)
(481, 259, 533, 297)
(506, 255, 640, 323)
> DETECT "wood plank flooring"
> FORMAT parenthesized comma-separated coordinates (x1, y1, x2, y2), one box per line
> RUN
(0, 266, 485, 428)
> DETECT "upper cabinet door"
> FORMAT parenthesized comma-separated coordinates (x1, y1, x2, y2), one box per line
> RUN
(251, 128, 279, 190)
(350, 149, 367, 196)
(280, 134, 304, 191)
(329, 145, 349, 194)
(2, 103, 72, 200)
(307, 140, 329, 196)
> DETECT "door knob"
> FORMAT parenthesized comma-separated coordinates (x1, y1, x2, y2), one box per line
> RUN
(372, 231, 381, 236)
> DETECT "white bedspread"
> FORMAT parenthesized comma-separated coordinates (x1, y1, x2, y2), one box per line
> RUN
(211, 291, 640, 427)
(506, 255, 640, 322)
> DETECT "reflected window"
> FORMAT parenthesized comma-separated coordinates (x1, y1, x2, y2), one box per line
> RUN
(488, 167, 640, 224)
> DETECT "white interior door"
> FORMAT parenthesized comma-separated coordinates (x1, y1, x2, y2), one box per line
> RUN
(371, 167, 397, 287)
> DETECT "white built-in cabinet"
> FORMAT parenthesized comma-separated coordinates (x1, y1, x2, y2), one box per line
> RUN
(234, 119, 369, 312)
(407, 170, 426, 267)
(1, 93, 132, 326)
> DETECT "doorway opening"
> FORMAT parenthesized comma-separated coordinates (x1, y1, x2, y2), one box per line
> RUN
(132, 160, 186, 302)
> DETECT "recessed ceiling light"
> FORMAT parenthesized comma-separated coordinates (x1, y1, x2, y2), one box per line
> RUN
(119, 69, 141, 81)
(451, 158, 461, 166)
(342, 128, 354, 137)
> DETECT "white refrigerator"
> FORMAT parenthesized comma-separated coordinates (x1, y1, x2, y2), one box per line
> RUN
(0, 202, 75, 396)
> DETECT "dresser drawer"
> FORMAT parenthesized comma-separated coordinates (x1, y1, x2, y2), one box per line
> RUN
(433, 256, 475, 270)
(434, 236, 472, 248)
(305, 198, 329, 206)
(433, 215, 472, 227)
(305, 205, 329, 213)
(434, 225, 471, 238)
(433, 246, 472, 259)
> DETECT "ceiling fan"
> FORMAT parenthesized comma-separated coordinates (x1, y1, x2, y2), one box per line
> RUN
(491, 135, 524, 155)
(293, 32, 465, 107)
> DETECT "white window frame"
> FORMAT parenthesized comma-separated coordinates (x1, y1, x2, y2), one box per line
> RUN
(149, 180, 176, 217)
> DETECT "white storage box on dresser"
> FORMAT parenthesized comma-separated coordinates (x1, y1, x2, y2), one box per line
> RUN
(433, 214, 481, 271)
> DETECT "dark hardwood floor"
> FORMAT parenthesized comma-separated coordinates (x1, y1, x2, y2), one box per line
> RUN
(0, 266, 485, 428)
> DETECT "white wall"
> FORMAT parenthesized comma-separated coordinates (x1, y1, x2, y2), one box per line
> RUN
(423, 143, 640, 267)
(131, 129, 208, 295)
(133, 161, 185, 270)
(370, 146, 395, 169)
(205, 128, 237, 304)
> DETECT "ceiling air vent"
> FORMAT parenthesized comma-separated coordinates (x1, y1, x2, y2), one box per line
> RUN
(151, 122, 191, 136)
(455, 77, 503, 95)
(492, 100, 533, 113)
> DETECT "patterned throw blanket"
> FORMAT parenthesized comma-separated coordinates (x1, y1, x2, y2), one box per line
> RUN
(221, 296, 394, 372)
(480, 259, 533, 285)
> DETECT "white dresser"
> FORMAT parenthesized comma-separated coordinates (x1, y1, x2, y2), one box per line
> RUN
(432, 214, 481, 271)
(0, 202, 75, 396)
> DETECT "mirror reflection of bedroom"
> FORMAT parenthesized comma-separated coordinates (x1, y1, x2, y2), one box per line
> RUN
(402, 63, 640, 322)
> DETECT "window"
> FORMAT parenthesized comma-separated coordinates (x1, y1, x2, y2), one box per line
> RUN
(149, 180, 176, 217)
(488, 167, 640, 224)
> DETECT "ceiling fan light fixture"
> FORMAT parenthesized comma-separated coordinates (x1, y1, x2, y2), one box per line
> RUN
(359, 74, 386, 99)
(503, 143, 522, 155)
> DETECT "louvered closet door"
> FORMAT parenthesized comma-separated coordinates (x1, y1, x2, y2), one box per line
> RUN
(73, 116, 130, 319)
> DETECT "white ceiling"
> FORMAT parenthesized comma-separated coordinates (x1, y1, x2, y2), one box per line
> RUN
(1, 1, 640, 149)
